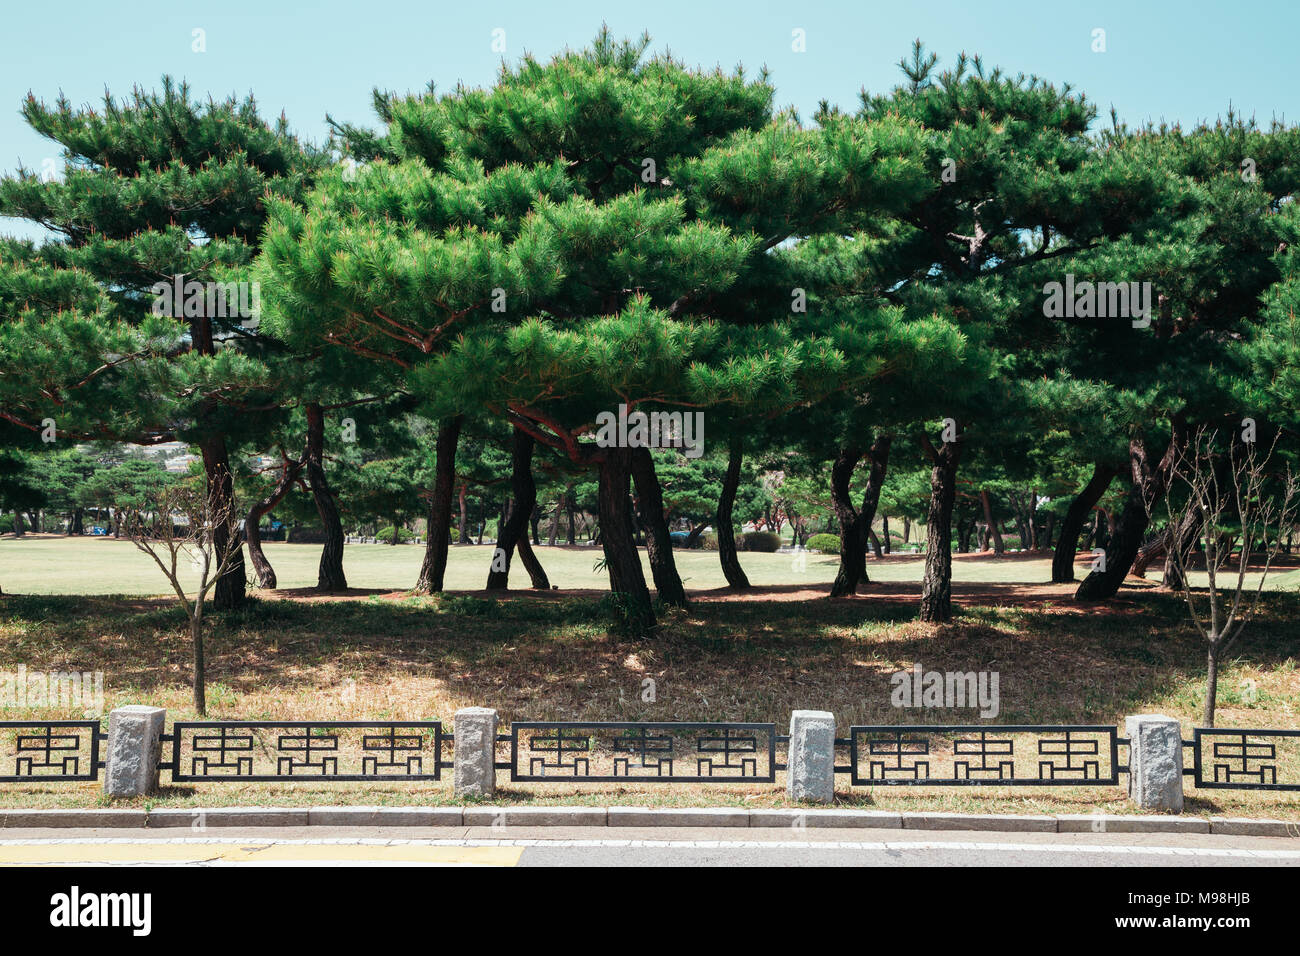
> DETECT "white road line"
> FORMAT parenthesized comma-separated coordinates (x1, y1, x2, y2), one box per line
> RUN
(1, 837, 1298, 858)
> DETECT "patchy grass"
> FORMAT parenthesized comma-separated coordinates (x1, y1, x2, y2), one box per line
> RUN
(0, 587, 1297, 817)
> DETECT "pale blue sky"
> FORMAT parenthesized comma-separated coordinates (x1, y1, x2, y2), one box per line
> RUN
(3, 0, 1294, 239)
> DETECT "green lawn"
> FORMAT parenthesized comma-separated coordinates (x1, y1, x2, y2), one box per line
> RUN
(4, 535, 1297, 596)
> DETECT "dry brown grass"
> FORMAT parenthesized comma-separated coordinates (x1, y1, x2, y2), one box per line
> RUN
(0, 587, 1296, 817)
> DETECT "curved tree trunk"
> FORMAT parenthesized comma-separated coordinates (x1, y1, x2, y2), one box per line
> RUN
(716, 433, 751, 589)
(1075, 484, 1150, 600)
(417, 416, 463, 593)
(487, 427, 539, 590)
(920, 433, 962, 623)
(305, 403, 347, 592)
(1051, 463, 1116, 583)
(829, 445, 865, 597)
(245, 456, 305, 589)
(630, 446, 687, 607)
(1076, 428, 1183, 602)
(980, 489, 1005, 554)
(1161, 507, 1202, 591)
(516, 532, 550, 589)
(597, 447, 655, 632)
(199, 434, 246, 609)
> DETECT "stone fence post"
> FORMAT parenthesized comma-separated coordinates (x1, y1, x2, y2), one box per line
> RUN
(1125, 714, 1184, 812)
(787, 710, 835, 804)
(103, 705, 166, 799)
(454, 707, 498, 797)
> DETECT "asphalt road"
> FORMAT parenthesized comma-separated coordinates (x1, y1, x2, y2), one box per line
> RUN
(1, 825, 1297, 866)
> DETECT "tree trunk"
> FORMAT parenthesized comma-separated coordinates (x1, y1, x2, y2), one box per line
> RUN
(191, 612, 206, 717)
(1204, 645, 1220, 727)
(881, 515, 891, 553)
(69, 508, 83, 536)
(487, 427, 538, 590)
(867, 527, 885, 558)
(198, 434, 246, 609)
(305, 403, 347, 592)
(716, 434, 751, 589)
(190, 310, 244, 610)
(830, 435, 890, 596)
(630, 446, 687, 607)
(547, 493, 562, 546)
(566, 490, 577, 545)
(829, 445, 865, 596)
(12, 510, 23, 537)
(414, 417, 463, 593)
(1051, 463, 1115, 583)
(597, 447, 655, 632)
(1076, 429, 1183, 601)
(980, 490, 1004, 554)
(456, 482, 471, 545)
(245, 456, 304, 589)
(1162, 507, 1201, 591)
(920, 436, 962, 623)
(1075, 483, 1150, 600)
(516, 532, 550, 589)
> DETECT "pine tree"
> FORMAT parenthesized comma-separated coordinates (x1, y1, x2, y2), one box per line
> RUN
(0, 79, 327, 607)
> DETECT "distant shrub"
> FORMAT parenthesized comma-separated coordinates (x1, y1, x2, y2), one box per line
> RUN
(739, 531, 781, 552)
(805, 533, 841, 554)
(700, 533, 719, 550)
(376, 525, 413, 543)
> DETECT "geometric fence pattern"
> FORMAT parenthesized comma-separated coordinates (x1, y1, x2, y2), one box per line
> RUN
(168, 721, 447, 782)
(1189, 727, 1300, 792)
(509, 722, 777, 782)
(1, 718, 1296, 791)
(0, 720, 104, 783)
(849, 725, 1122, 787)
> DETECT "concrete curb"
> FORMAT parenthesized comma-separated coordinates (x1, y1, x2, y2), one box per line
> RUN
(464, 806, 606, 827)
(146, 807, 311, 828)
(309, 807, 464, 827)
(0, 809, 148, 828)
(1057, 814, 1209, 834)
(748, 809, 904, 828)
(608, 807, 749, 827)
(0, 807, 1294, 836)
(904, 813, 1057, 832)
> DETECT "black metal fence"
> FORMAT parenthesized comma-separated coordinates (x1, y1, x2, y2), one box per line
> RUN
(1, 718, 1296, 792)
(0, 721, 104, 783)
(509, 721, 777, 782)
(167, 721, 447, 782)
(1187, 727, 1300, 792)
(848, 725, 1123, 787)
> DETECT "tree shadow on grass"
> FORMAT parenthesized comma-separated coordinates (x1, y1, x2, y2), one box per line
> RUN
(0, 590, 1295, 731)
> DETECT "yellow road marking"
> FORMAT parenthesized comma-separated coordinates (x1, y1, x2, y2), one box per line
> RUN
(0, 843, 521, 866)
